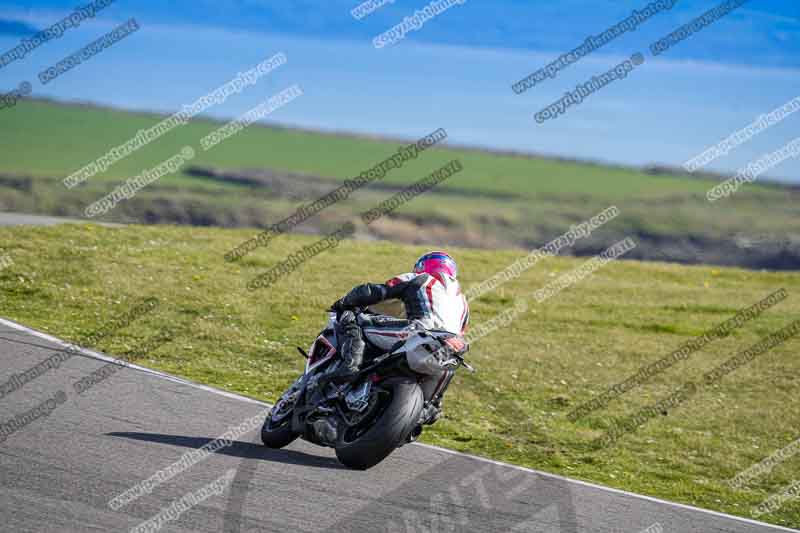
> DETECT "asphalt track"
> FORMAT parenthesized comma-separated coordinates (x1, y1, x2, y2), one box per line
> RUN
(0, 318, 796, 532)
(0, 212, 88, 226)
(0, 212, 126, 229)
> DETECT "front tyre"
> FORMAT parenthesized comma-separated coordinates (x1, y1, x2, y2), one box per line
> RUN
(335, 378, 424, 470)
(261, 396, 299, 449)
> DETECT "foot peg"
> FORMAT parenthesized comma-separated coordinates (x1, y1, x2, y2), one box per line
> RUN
(405, 424, 423, 444)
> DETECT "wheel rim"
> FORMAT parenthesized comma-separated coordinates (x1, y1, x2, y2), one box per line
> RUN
(340, 389, 392, 444)
(267, 396, 294, 429)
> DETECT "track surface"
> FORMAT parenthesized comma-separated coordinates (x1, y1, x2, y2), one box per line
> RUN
(0, 212, 121, 227)
(0, 212, 86, 226)
(0, 320, 794, 533)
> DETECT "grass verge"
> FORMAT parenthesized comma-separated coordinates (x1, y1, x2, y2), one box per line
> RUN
(0, 222, 799, 528)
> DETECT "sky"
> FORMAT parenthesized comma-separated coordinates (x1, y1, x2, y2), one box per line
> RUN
(1, 0, 799, 182)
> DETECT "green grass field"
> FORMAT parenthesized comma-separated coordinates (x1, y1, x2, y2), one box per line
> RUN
(0, 99, 724, 198)
(1, 223, 798, 528)
(2, 99, 799, 269)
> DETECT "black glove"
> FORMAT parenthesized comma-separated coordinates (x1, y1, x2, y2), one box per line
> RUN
(329, 298, 347, 319)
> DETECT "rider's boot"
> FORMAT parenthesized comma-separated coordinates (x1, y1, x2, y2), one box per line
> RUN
(330, 310, 364, 381)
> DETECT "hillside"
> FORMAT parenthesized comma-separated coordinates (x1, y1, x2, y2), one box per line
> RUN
(1, 99, 799, 270)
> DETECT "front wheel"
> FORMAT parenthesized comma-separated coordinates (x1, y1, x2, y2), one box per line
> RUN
(335, 378, 424, 470)
(261, 394, 299, 449)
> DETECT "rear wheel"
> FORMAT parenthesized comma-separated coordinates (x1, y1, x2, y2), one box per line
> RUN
(335, 378, 423, 470)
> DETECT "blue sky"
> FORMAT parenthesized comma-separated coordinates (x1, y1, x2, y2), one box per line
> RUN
(1, 0, 799, 182)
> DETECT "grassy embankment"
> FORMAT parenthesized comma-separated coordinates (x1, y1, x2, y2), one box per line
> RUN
(1, 223, 798, 528)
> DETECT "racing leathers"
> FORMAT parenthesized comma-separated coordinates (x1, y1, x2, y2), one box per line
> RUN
(331, 272, 469, 424)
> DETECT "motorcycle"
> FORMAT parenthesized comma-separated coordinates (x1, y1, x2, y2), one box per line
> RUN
(261, 306, 473, 470)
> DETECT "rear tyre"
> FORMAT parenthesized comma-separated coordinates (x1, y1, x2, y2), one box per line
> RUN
(335, 378, 424, 470)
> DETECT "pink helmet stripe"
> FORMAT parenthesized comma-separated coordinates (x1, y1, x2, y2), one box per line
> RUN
(414, 251, 457, 278)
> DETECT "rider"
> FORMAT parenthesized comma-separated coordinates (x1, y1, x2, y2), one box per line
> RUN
(330, 251, 469, 425)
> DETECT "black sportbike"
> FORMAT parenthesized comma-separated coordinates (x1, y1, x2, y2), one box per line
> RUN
(261, 307, 472, 470)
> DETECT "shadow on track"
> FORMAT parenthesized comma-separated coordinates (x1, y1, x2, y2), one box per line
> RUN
(107, 432, 347, 470)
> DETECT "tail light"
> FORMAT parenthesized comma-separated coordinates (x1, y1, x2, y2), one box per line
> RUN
(443, 336, 466, 353)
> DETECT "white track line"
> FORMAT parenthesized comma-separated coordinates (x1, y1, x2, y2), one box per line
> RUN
(0, 317, 267, 406)
(414, 442, 798, 532)
(0, 316, 796, 532)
